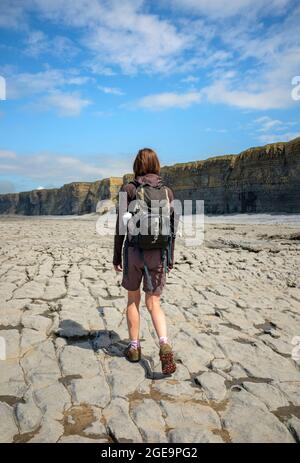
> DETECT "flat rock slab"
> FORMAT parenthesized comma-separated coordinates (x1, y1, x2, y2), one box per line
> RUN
(1, 217, 300, 443)
(14, 281, 45, 299)
(0, 403, 18, 443)
(69, 376, 110, 407)
(103, 398, 143, 443)
(196, 371, 227, 401)
(168, 425, 224, 443)
(130, 399, 167, 443)
(222, 390, 295, 443)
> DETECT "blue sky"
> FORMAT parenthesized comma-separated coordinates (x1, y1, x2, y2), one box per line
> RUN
(0, 0, 300, 193)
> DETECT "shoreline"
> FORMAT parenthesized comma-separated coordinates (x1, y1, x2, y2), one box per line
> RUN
(1, 212, 300, 226)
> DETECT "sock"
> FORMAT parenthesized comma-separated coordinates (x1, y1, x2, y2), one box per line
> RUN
(130, 339, 140, 350)
(159, 336, 168, 345)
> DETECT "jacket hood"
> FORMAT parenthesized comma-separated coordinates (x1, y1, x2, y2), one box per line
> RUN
(134, 173, 163, 188)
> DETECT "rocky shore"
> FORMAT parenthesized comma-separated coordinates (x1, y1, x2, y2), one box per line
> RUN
(0, 215, 300, 443)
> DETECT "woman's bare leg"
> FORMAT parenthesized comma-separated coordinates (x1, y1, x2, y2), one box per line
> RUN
(145, 292, 176, 374)
(145, 293, 167, 339)
(126, 289, 141, 340)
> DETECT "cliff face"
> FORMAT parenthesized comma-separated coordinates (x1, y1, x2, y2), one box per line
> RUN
(1, 137, 299, 215)
(157, 137, 300, 214)
(0, 177, 123, 215)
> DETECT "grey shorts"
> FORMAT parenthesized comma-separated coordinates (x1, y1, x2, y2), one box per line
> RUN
(122, 246, 166, 295)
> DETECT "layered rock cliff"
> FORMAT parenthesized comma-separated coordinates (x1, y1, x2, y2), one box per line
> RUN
(124, 137, 300, 214)
(0, 137, 299, 215)
(0, 177, 123, 215)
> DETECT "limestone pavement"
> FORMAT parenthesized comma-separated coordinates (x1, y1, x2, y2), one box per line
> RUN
(0, 216, 300, 443)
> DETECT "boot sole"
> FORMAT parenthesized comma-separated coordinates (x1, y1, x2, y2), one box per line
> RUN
(160, 351, 176, 375)
(124, 349, 142, 363)
(126, 357, 141, 363)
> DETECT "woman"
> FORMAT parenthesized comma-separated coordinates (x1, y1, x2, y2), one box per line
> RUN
(113, 148, 177, 375)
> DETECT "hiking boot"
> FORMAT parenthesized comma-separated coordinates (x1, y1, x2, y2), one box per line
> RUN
(124, 344, 141, 362)
(159, 343, 176, 375)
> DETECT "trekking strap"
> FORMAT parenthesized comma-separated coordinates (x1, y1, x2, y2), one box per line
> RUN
(162, 236, 172, 272)
(165, 186, 170, 213)
(124, 241, 171, 290)
(138, 248, 154, 292)
(161, 248, 168, 274)
(123, 238, 129, 276)
(167, 236, 172, 267)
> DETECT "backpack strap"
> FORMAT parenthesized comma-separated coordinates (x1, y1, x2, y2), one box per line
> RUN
(161, 248, 169, 274)
(138, 248, 154, 292)
(137, 184, 145, 203)
(164, 186, 171, 214)
(128, 179, 139, 188)
(167, 235, 172, 268)
(123, 237, 129, 276)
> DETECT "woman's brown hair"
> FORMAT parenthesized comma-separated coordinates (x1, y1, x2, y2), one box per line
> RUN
(133, 148, 160, 177)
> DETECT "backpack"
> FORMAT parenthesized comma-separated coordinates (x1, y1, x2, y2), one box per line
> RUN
(127, 181, 171, 250)
(123, 180, 173, 291)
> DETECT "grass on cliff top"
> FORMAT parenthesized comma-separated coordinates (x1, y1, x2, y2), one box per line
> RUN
(161, 154, 235, 171)
(160, 137, 299, 172)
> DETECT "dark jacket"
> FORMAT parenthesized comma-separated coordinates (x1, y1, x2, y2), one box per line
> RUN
(113, 173, 176, 268)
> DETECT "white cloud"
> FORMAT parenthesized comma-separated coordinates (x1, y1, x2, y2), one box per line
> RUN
(98, 86, 124, 96)
(0, 150, 17, 159)
(0, 0, 299, 112)
(82, 4, 188, 74)
(84, 60, 116, 76)
(0, 150, 132, 188)
(0, 179, 16, 194)
(202, 4, 300, 110)
(258, 132, 300, 144)
(7, 68, 92, 99)
(0, 0, 189, 74)
(1, 0, 195, 75)
(4, 68, 93, 116)
(133, 91, 202, 110)
(202, 79, 290, 110)
(181, 75, 199, 84)
(166, 0, 291, 19)
(24, 30, 79, 58)
(251, 115, 300, 144)
(8, 69, 65, 98)
(0, 0, 28, 29)
(254, 116, 283, 132)
(38, 91, 91, 116)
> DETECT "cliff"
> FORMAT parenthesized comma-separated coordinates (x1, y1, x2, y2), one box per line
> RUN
(124, 137, 300, 214)
(1, 137, 299, 215)
(0, 177, 123, 215)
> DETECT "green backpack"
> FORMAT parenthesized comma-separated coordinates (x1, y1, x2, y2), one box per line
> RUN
(124, 180, 173, 291)
(127, 181, 171, 250)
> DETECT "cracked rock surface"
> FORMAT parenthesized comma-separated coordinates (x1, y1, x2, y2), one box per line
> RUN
(0, 215, 300, 443)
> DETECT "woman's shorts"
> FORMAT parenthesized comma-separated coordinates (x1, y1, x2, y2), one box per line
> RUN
(122, 246, 166, 295)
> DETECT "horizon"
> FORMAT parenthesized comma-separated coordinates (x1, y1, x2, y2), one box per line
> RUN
(0, 0, 300, 194)
(1, 135, 299, 195)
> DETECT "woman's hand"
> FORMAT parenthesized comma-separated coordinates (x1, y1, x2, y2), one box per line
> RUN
(114, 264, 123, 272)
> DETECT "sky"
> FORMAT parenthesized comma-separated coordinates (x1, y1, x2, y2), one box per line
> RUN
(0, 0, 300, 193)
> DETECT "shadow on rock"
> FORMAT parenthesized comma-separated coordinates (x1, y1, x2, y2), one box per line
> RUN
(57, 320, 165, 380)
